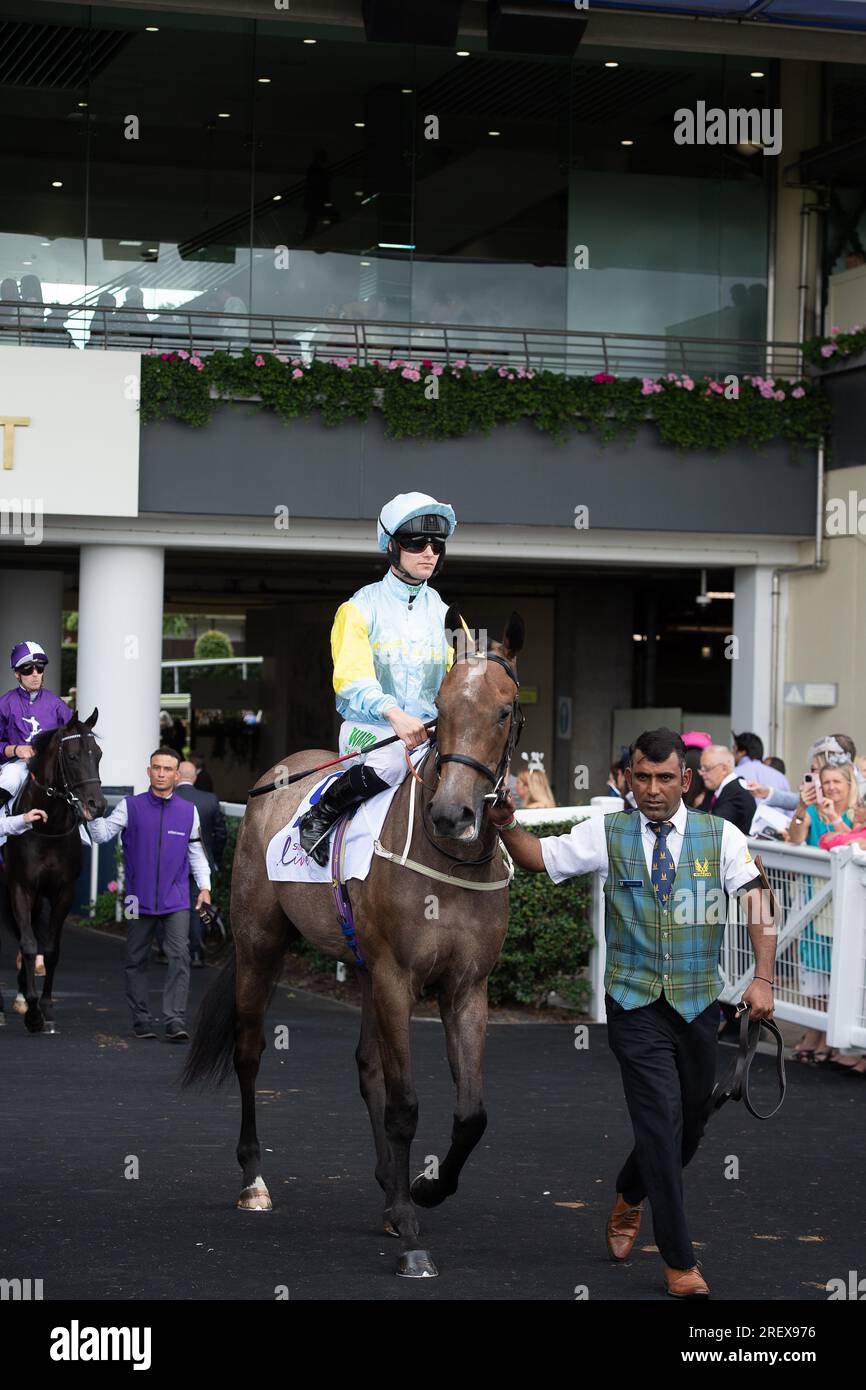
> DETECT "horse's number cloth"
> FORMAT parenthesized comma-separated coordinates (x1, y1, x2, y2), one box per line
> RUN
(265, 744, 427, 884)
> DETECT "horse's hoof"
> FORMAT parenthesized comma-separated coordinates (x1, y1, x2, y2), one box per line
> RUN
(397, 1249, 438, 1279)
(410, 1172, 453, 1209)
(43, 1022, 58, 1035)
(13, 995, 27, 1015)
(237, 1182, 272, 1212)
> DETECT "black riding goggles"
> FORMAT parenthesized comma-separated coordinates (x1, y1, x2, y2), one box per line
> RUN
(398, 536, 446, 555)
(17, 662, 46, 675)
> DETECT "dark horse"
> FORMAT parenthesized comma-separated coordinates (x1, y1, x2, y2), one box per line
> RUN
(0, 711, 106, 1033)
(184, 613, 524, 1277)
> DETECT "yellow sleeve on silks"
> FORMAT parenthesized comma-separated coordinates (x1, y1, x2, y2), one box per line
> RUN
(445, 615, 474, 672)
(331, 601, 398, 722)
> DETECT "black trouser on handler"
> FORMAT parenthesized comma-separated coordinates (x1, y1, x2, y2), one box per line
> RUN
(605, 991, 719, 1270)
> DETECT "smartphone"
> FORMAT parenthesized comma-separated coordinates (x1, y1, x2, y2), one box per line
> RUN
(804, 774, 813, 783)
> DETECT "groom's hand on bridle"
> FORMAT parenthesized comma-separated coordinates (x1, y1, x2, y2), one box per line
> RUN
(488, 791, 517, 828)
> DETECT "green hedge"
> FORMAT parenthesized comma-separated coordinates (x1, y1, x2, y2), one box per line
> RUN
(139, 349, 830, 453)
(216, 813, 593, 1010)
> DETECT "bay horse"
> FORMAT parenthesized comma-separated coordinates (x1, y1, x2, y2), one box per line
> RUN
(1, 710, 105, 1033)
(183, 612, 524, 1277)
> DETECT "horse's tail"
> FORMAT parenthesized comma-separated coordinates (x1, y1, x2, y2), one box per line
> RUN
(181, 943, 237, 1089)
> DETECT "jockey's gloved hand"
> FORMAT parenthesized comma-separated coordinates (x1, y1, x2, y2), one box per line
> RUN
(488, 791, 516, 828)
(385, 708, 430, 751)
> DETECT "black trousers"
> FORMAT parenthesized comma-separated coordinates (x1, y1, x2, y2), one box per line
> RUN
(605, 990, 719, 1270)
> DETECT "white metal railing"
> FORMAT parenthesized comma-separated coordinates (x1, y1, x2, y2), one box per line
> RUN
(161, 654, 262, 694)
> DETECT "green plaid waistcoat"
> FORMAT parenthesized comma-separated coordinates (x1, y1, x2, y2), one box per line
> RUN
(603, 809, 727, 1021)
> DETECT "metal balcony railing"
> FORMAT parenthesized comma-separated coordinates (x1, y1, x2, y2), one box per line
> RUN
(0, 302, 806, 380)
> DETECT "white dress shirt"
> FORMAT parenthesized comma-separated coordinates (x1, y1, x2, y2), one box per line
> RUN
(87, 794, 211, 890)
(540, 799, 758, 895)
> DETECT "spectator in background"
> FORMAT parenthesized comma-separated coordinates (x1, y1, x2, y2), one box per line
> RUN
(19, 274, 46, 337)
(746, 734, 857, 810)
(732, 732, 789, 791)
(515, 766, 556, 810)
(698, 745, 756, 834)
(681, 731, 712, 809)
(87, 291, 117, 349)
(159, 710, 185, 758)
(605, 760, 625, 800)
(86, 747, 211, 1041)
(189, 750, 214, 794)
(175, 760, 227, 967)
(763, 756, 786, 776)
(833, 733, 866, 797)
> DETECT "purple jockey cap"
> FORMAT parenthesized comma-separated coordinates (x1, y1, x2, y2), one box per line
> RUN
(10, 640, 49, 670)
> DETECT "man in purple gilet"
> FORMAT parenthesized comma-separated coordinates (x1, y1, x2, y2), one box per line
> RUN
(87, 747, 211, 1041)
(0, 640, 73, 808)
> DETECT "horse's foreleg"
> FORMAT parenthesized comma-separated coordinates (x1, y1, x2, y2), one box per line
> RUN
(10, 884, 42, 1032)
(411, 982, 489, 1210)
(234, 928, 286, 1212)
(355, 969, 394, 1226)
(371, 967, 436, 1277)
(39, 894, 69, 1034)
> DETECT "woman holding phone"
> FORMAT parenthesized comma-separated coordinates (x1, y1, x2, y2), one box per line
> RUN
(785, 760, 860, 1062)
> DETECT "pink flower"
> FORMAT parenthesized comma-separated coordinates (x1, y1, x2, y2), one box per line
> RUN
(432, 364, 444, 376)
(682, 376, 694, 391)
(291, 358, 301, 366)
(498, 366, 509, 377)
(190, 355, 202, 368)
(526, 369, 535, 379)
(421, 359, 433, 368)
(640, 377, 661, 396)
(387, 361, 402, 371)
(792, 386, 805, 399)
(453, 359, 467, 369)
(275, 354, 289, 364)
(592, 372, 616, 384)
(820, 344, 837, 358)
(254, 355, 266, 366)
(107, 880, 118, 893)
(774, 389, 785, 401)
(292, 368, 304, 379)
(830, 326, 840, 336)
(177, 349, 189, 360)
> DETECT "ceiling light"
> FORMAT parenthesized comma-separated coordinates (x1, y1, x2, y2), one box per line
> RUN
(52, 180, 63, 187)
(78, 101, 88, 108)
(354, 121, 365, 128)
(218, 112, 230, 118)
(378, 241, 415, 250)
(22, 260, 32, 266)
(401, 88, 413, 94)
(273, 194, 282, 201)
(456, 50, 470, 57)
(621, 139, 634, 146)
(488, 130, 500, 136)
(360, 260, 371, 266)
(605, 61, 619, 68)
(145, 26, 159, 32)
(303, 38, 316, 45)
(354, 190, 364, 197)
(258, 77, 271, 84)
(750, 70, 765, 78)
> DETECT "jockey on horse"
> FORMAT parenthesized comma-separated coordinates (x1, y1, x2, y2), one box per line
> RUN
(298, 491, 457, 866)
(0, 640, 73, 813)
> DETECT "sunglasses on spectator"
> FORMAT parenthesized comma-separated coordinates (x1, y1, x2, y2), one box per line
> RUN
(17, 662, 46, 675)
(400, 536, 445, 554)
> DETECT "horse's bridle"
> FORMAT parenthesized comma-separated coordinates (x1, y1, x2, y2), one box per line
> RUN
(433, 651, 525, 804)
(420, 651, 525, 866)
(28, 731, 102, 827)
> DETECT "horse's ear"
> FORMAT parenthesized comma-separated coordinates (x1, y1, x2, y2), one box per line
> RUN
(84, 707, 98, 729)
(500, 611, 525, 661)
(29, 728, 54, 755)
(445, 606, 475, 661)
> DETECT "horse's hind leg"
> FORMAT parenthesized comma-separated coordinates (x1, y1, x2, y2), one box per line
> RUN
(234, 907, 289, 1212)
(10, 883, 42, 1032)
(39, 893, 69, 1035)
(355, 969, 395, 1230)
(411, 981, 489, 1210)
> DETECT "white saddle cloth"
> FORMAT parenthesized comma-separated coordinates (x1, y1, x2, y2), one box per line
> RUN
(265, 745, 427, 884)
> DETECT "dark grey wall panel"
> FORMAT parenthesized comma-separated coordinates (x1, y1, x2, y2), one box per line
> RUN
(140, 409, 817, 535)
(823, 363, 866, 472)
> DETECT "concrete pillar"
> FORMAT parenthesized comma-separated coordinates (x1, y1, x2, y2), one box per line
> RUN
(731, 565, 775, 751)
(0, 569, 64, 686)
(77, 545, 164, 792)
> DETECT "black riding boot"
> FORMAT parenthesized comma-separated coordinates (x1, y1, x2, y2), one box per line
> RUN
(298, 763, 391, 867)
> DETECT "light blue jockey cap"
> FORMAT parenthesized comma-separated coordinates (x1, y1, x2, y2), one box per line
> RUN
(376, 492, 457, 553)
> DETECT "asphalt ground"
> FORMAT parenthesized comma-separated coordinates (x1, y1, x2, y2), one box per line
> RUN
(1, 919, 864, 1308)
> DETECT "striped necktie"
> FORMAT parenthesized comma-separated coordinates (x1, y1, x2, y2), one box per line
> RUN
(647, 820, 675, 905)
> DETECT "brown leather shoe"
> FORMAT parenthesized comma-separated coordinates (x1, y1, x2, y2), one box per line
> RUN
(662, 1263, 710, 1298)
(606, 1193, 643, 1261)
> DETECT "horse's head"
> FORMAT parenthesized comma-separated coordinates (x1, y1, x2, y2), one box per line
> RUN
(429, 610, 525, 842)
(30, 708, 107, 821)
